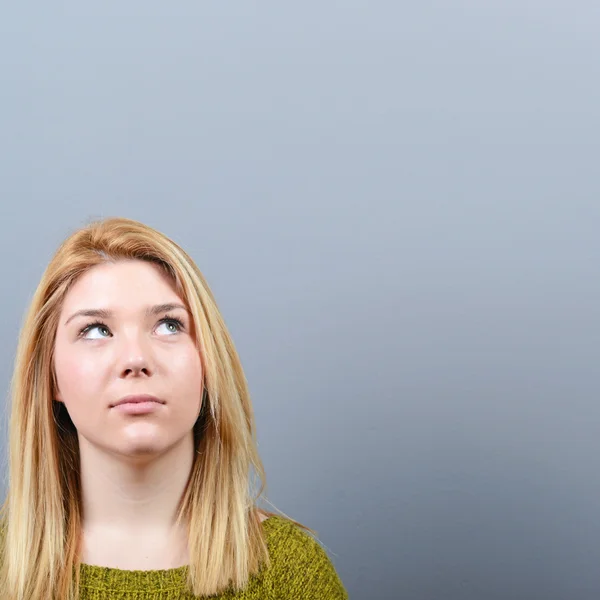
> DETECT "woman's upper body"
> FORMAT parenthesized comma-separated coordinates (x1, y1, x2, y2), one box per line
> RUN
(0, 218, 348, 599)
(78, 513, 348, 599)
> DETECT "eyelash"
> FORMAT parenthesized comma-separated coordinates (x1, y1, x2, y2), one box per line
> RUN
(77, 314, 185, 338)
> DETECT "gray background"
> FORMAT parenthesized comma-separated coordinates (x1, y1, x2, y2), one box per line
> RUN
(1, 2, 599, 599)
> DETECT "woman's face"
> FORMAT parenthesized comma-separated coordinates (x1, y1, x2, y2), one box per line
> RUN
(53, 259, 203, 460)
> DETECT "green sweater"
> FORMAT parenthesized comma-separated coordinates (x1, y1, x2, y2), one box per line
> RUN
(78, 515, 348, 599)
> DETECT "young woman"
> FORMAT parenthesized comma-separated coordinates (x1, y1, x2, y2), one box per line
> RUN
(0, 217, 348, 599)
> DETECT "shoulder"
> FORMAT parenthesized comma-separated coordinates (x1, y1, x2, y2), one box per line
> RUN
(261, 515, 348, 599)
(258, 509, 270, 523)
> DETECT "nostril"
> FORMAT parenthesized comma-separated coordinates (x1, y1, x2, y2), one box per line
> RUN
(123, 367, 151, 377)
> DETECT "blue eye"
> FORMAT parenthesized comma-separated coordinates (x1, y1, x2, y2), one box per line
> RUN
(156, 317, 184, 335)
(79, 322, 111, 339)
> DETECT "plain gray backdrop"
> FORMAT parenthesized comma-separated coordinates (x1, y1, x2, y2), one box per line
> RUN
(1, 3, 600, 599)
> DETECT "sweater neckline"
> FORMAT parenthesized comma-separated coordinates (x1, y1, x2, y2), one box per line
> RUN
(78, 515, 279, 591)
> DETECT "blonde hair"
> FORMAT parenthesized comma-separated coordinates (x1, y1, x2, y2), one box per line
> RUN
(0, 216, 310, 599)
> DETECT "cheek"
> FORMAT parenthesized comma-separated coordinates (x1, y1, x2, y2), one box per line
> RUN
(169, 346, 204, 401)
(54, 344, 107, 400)
(170, 345, 203, 381)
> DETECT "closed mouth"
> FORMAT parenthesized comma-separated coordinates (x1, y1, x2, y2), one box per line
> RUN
(111, 395, 165, 408)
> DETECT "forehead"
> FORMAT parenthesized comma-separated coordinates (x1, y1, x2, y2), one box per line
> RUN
(61, 260, 181, 312)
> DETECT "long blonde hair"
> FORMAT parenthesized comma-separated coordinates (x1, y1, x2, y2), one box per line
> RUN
(0, 216, 309, 599)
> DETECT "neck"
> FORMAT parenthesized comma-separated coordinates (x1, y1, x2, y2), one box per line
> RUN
(79, 434, 194, 535)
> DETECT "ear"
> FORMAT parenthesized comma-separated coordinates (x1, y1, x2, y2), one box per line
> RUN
(54, 388, 63, 403)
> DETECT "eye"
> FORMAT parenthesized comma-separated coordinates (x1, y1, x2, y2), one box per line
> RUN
(156, 317, 184, 336)
(80, 322, 111, 340)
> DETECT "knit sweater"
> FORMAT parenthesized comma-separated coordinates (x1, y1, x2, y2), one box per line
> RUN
(77, 515, 348, 599)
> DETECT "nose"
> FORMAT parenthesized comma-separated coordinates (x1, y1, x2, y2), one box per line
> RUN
(121, 357, 152, 378)
(118, 335, 154, 379)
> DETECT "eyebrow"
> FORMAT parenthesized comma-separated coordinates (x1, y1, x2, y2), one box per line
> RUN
(64, 303, 189, 326)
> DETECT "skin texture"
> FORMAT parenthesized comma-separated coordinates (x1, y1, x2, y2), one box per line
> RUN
(53, 259, 205, 568)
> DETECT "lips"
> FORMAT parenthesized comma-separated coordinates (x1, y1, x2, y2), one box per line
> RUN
(111, 394, 165, 408)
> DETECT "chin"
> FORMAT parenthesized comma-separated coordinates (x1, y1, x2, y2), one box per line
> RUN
(116, 435, 170, 457)
(116, 430, 193, 461)
(121, 441, 164, 456)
